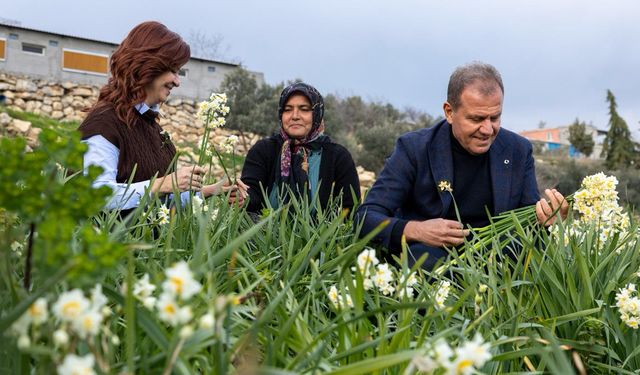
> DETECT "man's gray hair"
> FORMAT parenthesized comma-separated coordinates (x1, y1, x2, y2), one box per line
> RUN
(447, 62, 504, 110)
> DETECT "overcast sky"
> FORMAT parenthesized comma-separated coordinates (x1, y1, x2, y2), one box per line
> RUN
(3, 0, 639, 134)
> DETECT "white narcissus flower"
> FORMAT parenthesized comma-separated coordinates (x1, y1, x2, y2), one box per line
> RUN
(157, 293, 193, 326)
(210, 208, 220, 222)
(142, 296, 158, 310)
(53, 289, 90, 322)
(220, 135, 239, 153)
(179, 325, 194, 339)
(342, 294, 354, 308)
(327, 285, 340, 308)
(133, 273, 158, 309)
(53, 329, 69, 347)
(356, 248, 379, 275)
(11, 241, 23, 252)
(57, 353, 96, 375)
(624, 316, 640, 329)
(432, 338, 454, 364)
(327, 285, 353, 309)
(90, 284, 107, 312)
(26, 297, 48, 326)
(11, 314, 31, 336)
(434, 281, 451, 310)
(17, 335, 30, 349)
(162, 261, 202, 300)
(398, 272, 418, 298)
(616, 283, 640, 329)
(398, 286, 414, 298)
(411, 355, 438, 372)
(199, 313, 215, 329)
(134, 274, 156, 299)
(362, 278, 374, 291)
(197, 93, 229, 126)
(369, 263, 395, 295)
(157, 206, 170, 225)
(72, 309, 103, 339)
(455, 334, 492, 368)
(379, 283, 396, 296)
(445, 356, 475, 375)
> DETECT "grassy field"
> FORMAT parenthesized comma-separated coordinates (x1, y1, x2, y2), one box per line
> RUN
(1, 111, 639, 374)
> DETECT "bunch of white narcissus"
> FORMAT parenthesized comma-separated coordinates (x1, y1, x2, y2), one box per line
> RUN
(196, 92, 230, 128)
(409, 334, 492, 375)
(220, 135, 239, 154)
(11, 284, 115, 375)
(12, 284, 111, 345)
(552, 173, 631, 248)
(616, 283, 640, 329)
(130, 261, 220, 339)
(328, 248, 419, 310)
(156, 205, 170, 225)
(156, 261, 201, 327)
(434, 281, 451, 310)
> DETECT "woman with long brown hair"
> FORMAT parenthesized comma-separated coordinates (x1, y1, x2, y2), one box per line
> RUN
(79, 21, 246, 213)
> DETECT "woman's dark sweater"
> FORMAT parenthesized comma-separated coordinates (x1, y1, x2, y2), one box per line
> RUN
(241, 135, 361, 213)
(78, 105, 177, 183)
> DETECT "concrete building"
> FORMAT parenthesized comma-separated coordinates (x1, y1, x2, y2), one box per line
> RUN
(0, 21, 263, 100)
(520, 124, 606, 159)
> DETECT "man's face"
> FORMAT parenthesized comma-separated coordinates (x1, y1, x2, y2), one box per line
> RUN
(444, 82, 503, 155)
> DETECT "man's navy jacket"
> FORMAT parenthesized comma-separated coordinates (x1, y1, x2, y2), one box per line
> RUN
(356, 120, 540, 268)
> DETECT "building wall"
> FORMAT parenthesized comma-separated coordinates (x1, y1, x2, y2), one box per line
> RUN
(520, 128, 561, 143)
(0, 27, 115, 86)
(0, 25, 261, 101)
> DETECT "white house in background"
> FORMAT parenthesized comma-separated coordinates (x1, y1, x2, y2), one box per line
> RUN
(519, 124, 607, 159)
(0, 21, 264, 100)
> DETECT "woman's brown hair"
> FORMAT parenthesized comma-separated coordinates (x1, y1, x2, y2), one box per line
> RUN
(89, 21, 190, 126)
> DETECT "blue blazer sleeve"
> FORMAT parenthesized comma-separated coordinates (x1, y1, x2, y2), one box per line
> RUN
(520, 141, 540, 207)
(356, 135, 417, 248)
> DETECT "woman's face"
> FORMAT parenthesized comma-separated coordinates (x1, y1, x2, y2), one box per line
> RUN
(282, 94, 313, 139)
(145, 70, 181, 106)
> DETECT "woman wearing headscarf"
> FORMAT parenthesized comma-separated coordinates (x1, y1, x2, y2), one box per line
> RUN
(79, 21, 246, 215)
(241, 82, 360, 213)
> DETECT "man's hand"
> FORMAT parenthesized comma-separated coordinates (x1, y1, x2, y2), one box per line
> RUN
(535, 188, 569, 226)
(151, 166, 206, 194)
(404, 218, 470, 248)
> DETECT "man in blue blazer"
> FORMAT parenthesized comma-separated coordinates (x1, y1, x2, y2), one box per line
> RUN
(356, 62, 568, 270)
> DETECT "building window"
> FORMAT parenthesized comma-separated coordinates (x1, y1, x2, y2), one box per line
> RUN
(22, 43, 45, 55)
(9, 33, 18, 40)
(0, 38, 6, 61)
(49, 40, 59, 47)
(207, 66, 216, 73)
(547, 132, 552, 141)
(62, 49, 109, 76)
(178, 68, 188, 77)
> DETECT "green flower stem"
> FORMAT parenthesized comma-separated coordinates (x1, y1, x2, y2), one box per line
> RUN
(434, 194, 575, 275)
(212, 147, 234, 185)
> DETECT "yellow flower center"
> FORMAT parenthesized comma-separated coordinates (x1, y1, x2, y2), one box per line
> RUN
(164, 304, 176, 315)
(28, 304, 40, 317)
(62, 301, 81, 317)
(170, 277, 184, 294)
(456, 359, 474, 373)
(83, 316, 93, 329)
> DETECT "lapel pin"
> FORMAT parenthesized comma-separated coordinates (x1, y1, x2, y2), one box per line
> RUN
(504, 159, 510, 165)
